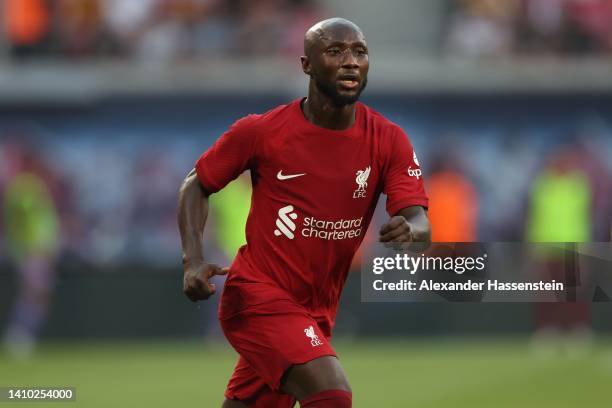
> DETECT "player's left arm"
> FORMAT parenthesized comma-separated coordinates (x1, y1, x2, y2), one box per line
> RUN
(381, 125, 430, 243)
(379, 206, 431, 243)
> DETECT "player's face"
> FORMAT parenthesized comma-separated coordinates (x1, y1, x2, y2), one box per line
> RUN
(308, 27, 369, 106)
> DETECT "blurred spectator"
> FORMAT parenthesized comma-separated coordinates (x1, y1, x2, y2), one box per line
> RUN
(2, 143, 60, 358)
(562, 0, 612, 54)
(526, 147, 592, 242)
(101, 0, 160, 56)
(447, 0, 519, 57)
(131, 0, 213, 61)
(2, 0, 51, 57)
(426, 149, 479, 242)
(515, 0, 566, 53)
(448, 0, 612, 56)
(209, 172, 251, 262)
(53, 0, 117, 56)
(526, 146, 594, 357)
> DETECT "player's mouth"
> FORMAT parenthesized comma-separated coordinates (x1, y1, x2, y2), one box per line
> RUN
(337, 74, 360, 90)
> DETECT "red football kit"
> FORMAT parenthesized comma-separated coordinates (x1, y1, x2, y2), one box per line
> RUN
(195, 99, 428, 406)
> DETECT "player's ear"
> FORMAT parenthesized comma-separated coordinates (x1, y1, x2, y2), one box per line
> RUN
(300, 56, 312, 76)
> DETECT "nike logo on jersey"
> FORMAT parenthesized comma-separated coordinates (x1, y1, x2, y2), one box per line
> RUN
(277, 170, 306, 180)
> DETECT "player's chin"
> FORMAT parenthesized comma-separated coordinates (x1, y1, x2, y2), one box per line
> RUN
(334, 88, 362, 104)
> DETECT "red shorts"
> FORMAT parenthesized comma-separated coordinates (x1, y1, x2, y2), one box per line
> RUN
(220, 296, 336, 407)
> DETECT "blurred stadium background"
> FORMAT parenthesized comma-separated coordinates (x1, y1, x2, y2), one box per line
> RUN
(1, 0, 611, 406)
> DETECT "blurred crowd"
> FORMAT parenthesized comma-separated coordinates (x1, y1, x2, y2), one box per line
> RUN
(447, 0, 612, 57)
(1, 0, 321, 60)
(0, 116, 610, 271)
(0, 136, 182, 267)
(3, 0, 612, 61)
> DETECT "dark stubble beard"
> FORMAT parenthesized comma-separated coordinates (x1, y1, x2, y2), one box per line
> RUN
(314, 76, 368, 107)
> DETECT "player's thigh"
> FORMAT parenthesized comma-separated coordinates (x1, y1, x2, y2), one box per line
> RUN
(221, 306, 337, 394)
(281, 355, 351, 401)
(221, 398, 248, 408)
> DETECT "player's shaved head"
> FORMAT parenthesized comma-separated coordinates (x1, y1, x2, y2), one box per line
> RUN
(304, 18, 365, 57)
(301, 17, 369, 107)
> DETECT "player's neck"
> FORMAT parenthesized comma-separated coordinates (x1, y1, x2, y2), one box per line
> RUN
(302, 93, 356, 131)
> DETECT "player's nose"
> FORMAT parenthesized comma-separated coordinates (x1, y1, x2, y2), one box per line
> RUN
(341, 51, 359, 69)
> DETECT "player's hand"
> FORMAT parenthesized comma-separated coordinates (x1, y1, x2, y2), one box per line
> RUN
(183, 261, 229, 302)
(379, 216, 413, 243)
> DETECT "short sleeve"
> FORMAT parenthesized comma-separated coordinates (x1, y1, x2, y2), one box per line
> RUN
(383, 127, 428, 216)
(195, 115, 257, 194)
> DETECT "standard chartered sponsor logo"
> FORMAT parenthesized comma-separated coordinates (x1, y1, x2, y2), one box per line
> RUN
(302, 216, 362, 240)
(274, 205, 298, 239)
(274, 205, 362, 240)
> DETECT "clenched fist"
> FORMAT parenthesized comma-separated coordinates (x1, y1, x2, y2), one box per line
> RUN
(379, 216, 414, 243)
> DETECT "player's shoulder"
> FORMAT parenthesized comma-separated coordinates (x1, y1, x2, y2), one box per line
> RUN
(233, 100, 297, 130)
(359, 103, 415, 164)
(359, 102, 407, 140)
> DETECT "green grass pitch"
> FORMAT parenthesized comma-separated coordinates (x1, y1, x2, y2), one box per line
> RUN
(1, 339, 611, 407)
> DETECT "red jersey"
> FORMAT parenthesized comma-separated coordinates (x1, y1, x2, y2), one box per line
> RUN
(196, 99, 427, 333)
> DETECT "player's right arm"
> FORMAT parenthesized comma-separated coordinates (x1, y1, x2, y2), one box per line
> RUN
(177, 168, 228, 302)
(177, 115, 258, 301)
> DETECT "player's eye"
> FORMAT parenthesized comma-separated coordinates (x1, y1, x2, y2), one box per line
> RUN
(326, 48, 341, 55)
(356, 48, 368, 56)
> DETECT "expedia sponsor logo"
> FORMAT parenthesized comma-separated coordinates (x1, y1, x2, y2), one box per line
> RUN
(407, 167, 422, 180)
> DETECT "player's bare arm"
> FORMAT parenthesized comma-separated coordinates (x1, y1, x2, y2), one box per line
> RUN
(379, 206, 431, 243)
(177, 168, 228, 302)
